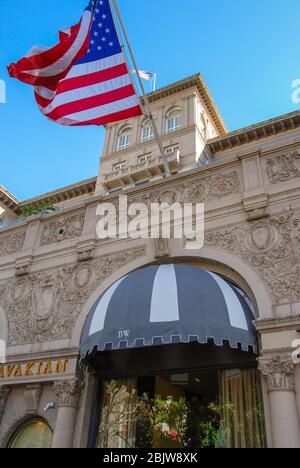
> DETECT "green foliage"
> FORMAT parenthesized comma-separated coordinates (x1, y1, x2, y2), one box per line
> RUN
(21, 201, 55, 217)
(99, 382, 225, 449)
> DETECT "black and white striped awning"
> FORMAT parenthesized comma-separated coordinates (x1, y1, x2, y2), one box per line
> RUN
(80, 264, 257, 359)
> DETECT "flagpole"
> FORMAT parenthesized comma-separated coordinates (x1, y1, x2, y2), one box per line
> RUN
(110, 0, 171, 177)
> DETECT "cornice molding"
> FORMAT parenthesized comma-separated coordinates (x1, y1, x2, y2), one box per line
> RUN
(255, 315, 300, 332)
(20, 177, 96, 209)
(141, 74, 227, 136)
(0, 186, 20, 214)
(0, 179, 96, 217)
(209, 110, 300, 154)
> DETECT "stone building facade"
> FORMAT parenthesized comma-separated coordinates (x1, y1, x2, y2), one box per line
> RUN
(0, 74, 300, 448)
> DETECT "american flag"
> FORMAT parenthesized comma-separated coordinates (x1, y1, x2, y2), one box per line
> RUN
(8, 0, 142, 126)
(132, 70, 156, 82)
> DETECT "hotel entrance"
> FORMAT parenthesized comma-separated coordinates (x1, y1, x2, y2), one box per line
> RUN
(94, 368, 265, 449)
(80, 264, 267, 449)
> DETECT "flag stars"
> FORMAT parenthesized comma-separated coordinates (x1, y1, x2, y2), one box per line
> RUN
(85, 1, 119, 59)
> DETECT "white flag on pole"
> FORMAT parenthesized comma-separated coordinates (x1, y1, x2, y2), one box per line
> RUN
(132, 70, 155, 81)
(131, 70, 157, 91)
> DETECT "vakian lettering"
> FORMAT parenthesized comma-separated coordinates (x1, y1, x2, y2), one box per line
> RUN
(0, 359, 69, 379)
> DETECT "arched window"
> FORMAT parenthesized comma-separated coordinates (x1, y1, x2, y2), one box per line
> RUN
(117, 126, 132, 151)
(166, 107, 181, 134)
(141, 119, 154, 143)
(8, 418, 53, 449)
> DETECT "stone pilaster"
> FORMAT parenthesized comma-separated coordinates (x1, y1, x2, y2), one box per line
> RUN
(52, 377, 84, 448)
(259, 354, 300, 448)
(0, 386, 11, 424)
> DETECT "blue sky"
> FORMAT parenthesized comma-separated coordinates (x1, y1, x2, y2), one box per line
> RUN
(1, 0, 300, 200)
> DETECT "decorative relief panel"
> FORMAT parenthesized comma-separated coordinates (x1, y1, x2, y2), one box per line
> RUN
(205, 210, 300, 304)
(266, 149, 300, 184)
(131, 170, 241, 206)
(181, 171, 241, 203)
(40, 213, 85, 246)
(0, 247, 145, 345)
(0, 232, 25, 257)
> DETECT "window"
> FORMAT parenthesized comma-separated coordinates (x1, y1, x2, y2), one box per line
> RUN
(166, 108, 181, 134)
(8, 419, 53, 449)
(141, 124, 154, 143)
(112, 161, 127, 173)
(166, 115, 181, 134)
(96, 369, 266, 449)
(117, 126, 131, 151)
(165, 145, 179, 157)
(137, 154, 152, 165)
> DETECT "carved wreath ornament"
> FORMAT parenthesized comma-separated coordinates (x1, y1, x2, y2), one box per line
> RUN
(0, 248, 145, 345)
(266, 149, 300, 184)
(205, 210, 300, 304)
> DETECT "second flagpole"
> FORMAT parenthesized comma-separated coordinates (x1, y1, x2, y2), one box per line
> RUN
(109, 0, 171, 177)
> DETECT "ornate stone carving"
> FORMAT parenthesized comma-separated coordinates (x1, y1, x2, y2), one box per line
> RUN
(15, 255, 33, 277)
(0, 248, 145, 345)
(180, 171, 241, 203)
(131, 171, 241, 207)
(205, 210, 300, 304)
(77, 247, 95, 263)
(259, 356, 295, 392)
(24, 384, 42, 413)
(266, 149, 300, 184)
(53, 377, 84, 408)
(154, 190, 180, 205)
(0, 386, 11, 423)
(246, 208, 269, 222)
(153, 238, 169, 259)
(0, 232, 25, 257)
(40, 213, 85, 246)
(76, 240, 95, 263)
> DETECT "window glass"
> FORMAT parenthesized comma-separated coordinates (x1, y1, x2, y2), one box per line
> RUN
(96, 369, 266, 449)
(141, 125, 154, 142)
(9, 420, 53, 449)
(112, 161, 127, 172)
(137, 154, 152, 165)
(166, 115, 181, 134)
(117, 134, 130, 151)
(165, 145, 179, 157)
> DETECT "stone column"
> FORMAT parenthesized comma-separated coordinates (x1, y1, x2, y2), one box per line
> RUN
(52, 377, 84, 449)
(0, 386, 10, 424)
(259, 355, 300, 448)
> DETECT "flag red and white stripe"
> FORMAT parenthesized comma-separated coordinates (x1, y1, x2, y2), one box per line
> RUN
(8, 0, 142, 126)
(132, 70, 156, 82)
